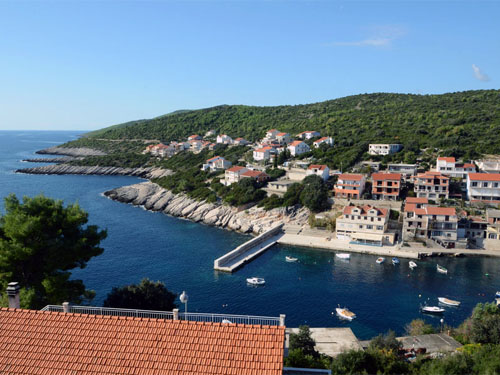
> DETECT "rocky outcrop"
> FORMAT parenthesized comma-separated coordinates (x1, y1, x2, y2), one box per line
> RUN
(104, 181, 310, 235)
(22, 157, 76, 163)
(16, 164, 172, 179)
(36, 147, 106, 157)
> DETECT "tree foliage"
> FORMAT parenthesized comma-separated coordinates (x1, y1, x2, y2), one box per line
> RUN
(0, 194, 106, 308)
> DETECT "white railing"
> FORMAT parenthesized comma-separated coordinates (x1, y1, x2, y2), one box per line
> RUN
(41, 305, 283, 326)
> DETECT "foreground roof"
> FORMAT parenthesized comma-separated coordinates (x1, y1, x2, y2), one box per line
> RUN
(0, 308, 285, 375)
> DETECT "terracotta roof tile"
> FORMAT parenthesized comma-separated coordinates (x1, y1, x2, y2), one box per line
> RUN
(372, 172, 401, 181)
(338, 173, 364, 181)
(468, 173, 500, 181)
(308, 164, 327, 170)
(438, 157, 456, 163)
(0, 308, 285, 375)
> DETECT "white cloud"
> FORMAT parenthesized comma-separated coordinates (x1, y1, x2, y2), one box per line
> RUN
(330, 25, 406, 48)
(472, 64, 490, 82)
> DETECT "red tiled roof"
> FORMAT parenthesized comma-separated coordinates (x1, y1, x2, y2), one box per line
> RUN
(338, 173, 364, 181)
(406, 197, 429, 204)
(426, 206, 456, 216)
(416, 171, 449, 180)
(276, 132, 288, 136)
(242, 170, 269, 178)
(206, 156, 222, 162)
(404, 203, 427, 215)
(468, 173, 500, 181)
(188, 134, 200, 139)
(255, 147, 272, 153)
(461, 163, 475, 169)
(289, 140, 304, 146)
(227, 166, 247, 173)
(313, 137, 329, 143)
(438, 157, 456, 163)
(0, 308, 285, 375)
(372, 172, 401, 181)
(308, 164, 327, 170)
(343, 205, 388, 217)
(267, 129, 278, 133)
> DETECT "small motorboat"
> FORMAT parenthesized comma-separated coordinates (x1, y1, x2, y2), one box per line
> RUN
(336, 253, 351, 260)
(437, 264, 448, 274)
(246, 277, 265, 286)
(438, 297, 461, 306)
(336, 305, 356, 321)
(421, 305, 445, 314)
(285, 256, 298, 262)
(376, 257, 385, 264)
(392, 257, 400, 265)
(409, 261, 417, 269)
(496, 291, 500, 298)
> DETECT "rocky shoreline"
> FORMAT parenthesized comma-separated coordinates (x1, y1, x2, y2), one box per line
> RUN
(36, 146, 106, 157)
(104, 181, 309, 235)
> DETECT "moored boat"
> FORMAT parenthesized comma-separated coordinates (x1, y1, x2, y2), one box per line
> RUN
(376, 257, 385, 264)
(437, 264, 448, 274)
(246, 277, 265, 286)
(409, 261, 417, 269)
(336, 305, 356, 321)
(421, 305, 445, 314)
(336, 253, 351, 260)
(438, 297, 461, 306)
(392, 257, 400, 265)
(496, 291, 500, 298)
(285, 256, 298, 262)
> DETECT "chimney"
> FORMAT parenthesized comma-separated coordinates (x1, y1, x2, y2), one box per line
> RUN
(6, 282, 20, 309)
(62, 302, 70, 313)
(279, 314, 286, 327)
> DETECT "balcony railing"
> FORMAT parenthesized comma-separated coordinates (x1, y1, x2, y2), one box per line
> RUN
(40, 305, 283, 326)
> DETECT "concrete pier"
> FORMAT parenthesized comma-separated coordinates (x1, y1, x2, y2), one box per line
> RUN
(214, 224, 284, 272)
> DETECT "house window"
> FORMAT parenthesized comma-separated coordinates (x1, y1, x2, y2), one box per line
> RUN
(483, 182, 489, 188)
(377, 226, 383, 230)
(472, 182, 478, 187)
(494, 183, 499, 188)
(367, 225, 373, 229)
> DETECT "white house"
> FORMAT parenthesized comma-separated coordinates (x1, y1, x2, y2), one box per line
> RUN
(201, 156, 232, 172)
(233, 137, 249, 146)
(205, 129, 216, 137)
(276, 132, 291, 145)
(188, 139, 204, 152)
(306, 164, 330, 181)
(223, 166, 248, 185)
(436, 157, 476, 179)
(253, 147, 272, 161)
(467, 173, 500, 204)
(216, 134, 233, 144)
(297, 131, 320, 140)
(368, 144, 402, 155)
(288, 140, 310, 156)
(313, 137, 334, 148)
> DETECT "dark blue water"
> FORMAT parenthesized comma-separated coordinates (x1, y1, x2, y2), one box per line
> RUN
(1, 131, 499, 339)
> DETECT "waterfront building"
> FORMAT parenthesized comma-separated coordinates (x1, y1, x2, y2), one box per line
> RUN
(288, 140, 310, 156)
(297, 130, 320, 140)
(201, 156, 232, 172)
(188, 134, 202, 141)
(485, 209, 500, 249)
(336, 204, 395, 246)
(466, 173, 500, 204)
(334, 174, 366, 199)
(371, 172, 402, 200)
(253, 146, 273, 161)
(313, 137, 334, 148)
(436, 157, 476, 179)
(413, 171, 449, 201)
(216, 134, 233, 144)
(306, 164, 330, 181)
(387, 163, 418, 179)
(368, 144, 402, 156)
(458, 216, 487, 248)
(223, 166, 248, 185)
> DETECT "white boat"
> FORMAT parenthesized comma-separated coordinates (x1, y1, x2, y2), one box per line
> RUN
(376, 257, 385, 264)
(409, 261, 417, 269)
(392, 257, 400, 265)
(336, 253, 351, 260)
(246, 277, 265, 286)
(285, 256, 298, 262)
(421, 305, 445, 314)
(437, 264, 448, 274)
(336, 305, 356, 321)
(496, 291, 500, 298)
(438, 297, 461, 306)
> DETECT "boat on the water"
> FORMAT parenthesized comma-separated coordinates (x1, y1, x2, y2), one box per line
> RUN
(336, 305, 356, 321)
(392, 257, 400, 265)
(285, 256, 298, 262)
(376, 257, 385, 264)
(437, 264, 448, 274)
(336, 253, 351, 260)
(409, 261, 417, 269)
(246, 277, 265, 286)
(496, 291, 500, 298)
(438, 297, 461, 306)
(421, 305, 445, 314)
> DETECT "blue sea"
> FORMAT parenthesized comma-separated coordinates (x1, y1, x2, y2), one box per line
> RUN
(1, 130, 499, 339)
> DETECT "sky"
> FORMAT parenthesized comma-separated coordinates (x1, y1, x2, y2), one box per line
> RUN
(0, 1, 498, 131)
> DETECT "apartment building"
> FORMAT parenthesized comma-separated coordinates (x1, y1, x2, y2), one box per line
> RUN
(313, 137, 334, 148)
(413, 171, 449, 201)
(223, 166, 248, 185)
(306, 164, 330, 181)
(387, 163, 418, 179)
(371, 172, 402, 200)
(201, 156, 232, 172)
(466, 173, 500, 204)
(336, 205, 395, 246)
(253, 147, 272, 161)
(368, 144, 402, 155)
(436, 157, 476, 179)
(297, 131, 320, 140)
(288, 140, 310, 156)
(216, 134, 233, 144)
(485, 209, 500, 250)
(334, 174, 366, 199)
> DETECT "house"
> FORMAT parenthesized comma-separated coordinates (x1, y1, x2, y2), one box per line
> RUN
(360, 161, 381, 172)
(371, 173, 402, 200)
(297, 131, 320, 140)
(276, 132, 292, 145)
(205, 129, 216, 137)
(202, 156, 232, 172)
(188, 134, 202, 141)
(466, 173, 500, 204)
(150, 143, 169, 156)
(458, 216, 487, 248)
(306, 164, 330, 181)
(413, 171, 449, 201)
(240, 169, 270, 183)
(223, 166, 248, 185)
(485, 209, 500, 249)
(0, 287, 286, 375)
(436, 157, 476, 179)
(474, 158, 500, 174)
(267, 180, 297, 196)
(313, 137, 334, 148)
(143, 144, 156, 154)
(233, 137, 249, 146)
(387, 163, 418, 179)
(334, 174, 366, 199)
(216, 134, 233, 144)
(288, 140, 310, 156)
(368, 144, 402, 155)
(253, 146, 273, 161)
(188, 139, 204, 152)
(336, 205, 395, 246)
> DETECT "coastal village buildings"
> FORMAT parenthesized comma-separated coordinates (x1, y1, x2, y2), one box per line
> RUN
(216, 134, 233, 144)
(466, 173, 500, 204)
(485, 209, 500, 249)
(413, 171, 449, 201)
(297, 130, 320, 139)
(336, 204, 395, 246)
(475, 158, 500, 174)
(368, 144, 402, 156)
(201, 156, 232, 172)
(240, 169, 270, 183)
(360, 161, 381, 172)
(224, 166, 247, 185)
(459, 216, 488, 248)
(371, 172, 402, 200)
(253, 146, 272, 161)
(233, 137, 249, 146)
(188, 134, 202, 141)
(387, 163, 418, 179)
(436, 157, 476, 179)
(306, 164, 330, 181)
(288, 140, 310, 156)
(276, 132, 291, 145)
(263, 129, 280, 143)
(313, 137, 334, 148)
(334, 174, 366, 199)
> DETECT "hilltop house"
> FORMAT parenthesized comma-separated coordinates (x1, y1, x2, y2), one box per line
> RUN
(241, 169, 270, 183)
(188, 134, 202, 141)
(371, 173, 402, 200)
(297, 131, 320, 140)
(216, 134, 233, 144)
(466, 173, 500, 204)
(223, 166, 248, 185)
(313, 137, 334, 148)
(334, 174, 366, 199)
(336, 205, 395, 246)
(413, 171, 449, 201)
(205, 129, 216, 137)
(306, 164, 330, 181)
(436, 157, 476, 179)
(288, 140, 310, 156)
(202, 156, 232, 172)
(276, 132, 291, 145)
(233, 137, 249, 146)
(368, 144, 402, 155)
(253, 147, 273, 161)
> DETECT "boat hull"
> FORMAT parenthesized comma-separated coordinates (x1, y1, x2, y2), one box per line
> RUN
(336, 308, 356, 321)
(438, 297, 460, 306)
